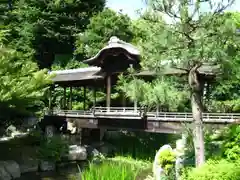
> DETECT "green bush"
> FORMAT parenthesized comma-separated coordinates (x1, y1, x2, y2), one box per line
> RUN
(158, 149, 176, 176)
(222, 125, 240, 161)
(182, 159, 240, 180)
(37, 136, 69, 162)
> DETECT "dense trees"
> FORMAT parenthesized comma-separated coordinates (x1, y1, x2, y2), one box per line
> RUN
(4, 0, 105, 68)
(117, 0, 240, 166)
(75, 8, 134, 58)
(0, 29, 51, 127)
(0, 0, 239, 170)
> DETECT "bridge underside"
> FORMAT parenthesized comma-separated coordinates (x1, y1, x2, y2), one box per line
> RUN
(42, 115, 183, 134)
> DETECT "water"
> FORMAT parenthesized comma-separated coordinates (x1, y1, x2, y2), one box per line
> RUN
(17, 163, 84, 180)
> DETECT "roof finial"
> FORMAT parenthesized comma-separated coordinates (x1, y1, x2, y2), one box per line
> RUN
(108, 36, 120, 44)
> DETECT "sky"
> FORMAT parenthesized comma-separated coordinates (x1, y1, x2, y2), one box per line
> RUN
(106, 0, 240, 19)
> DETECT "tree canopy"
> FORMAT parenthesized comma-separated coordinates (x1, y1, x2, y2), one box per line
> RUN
(116, 0, 240, 166)
(75, 8, 134, 58)
(4, 0, 105, 68)
(0, 29, 51, 126)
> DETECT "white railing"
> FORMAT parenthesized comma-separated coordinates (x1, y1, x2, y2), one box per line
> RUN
(52, 110, 93, 116)
(50, 107, 240, 124)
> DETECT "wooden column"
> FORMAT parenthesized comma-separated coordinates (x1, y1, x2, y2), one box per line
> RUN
(69, 86, 72, 110)
(83, 86, 86, 110)
(48, 87, 52, 110)
(63, 86, 66, 110)
(134, 100, 138, 112)
(122, 93, 126, 107)
(93, 87, 96, 107)
(106, 75, 111, 111)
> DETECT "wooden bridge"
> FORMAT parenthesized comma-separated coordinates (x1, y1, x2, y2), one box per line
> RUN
(43, 107, 240, 134)
(45, 37, 240, 135)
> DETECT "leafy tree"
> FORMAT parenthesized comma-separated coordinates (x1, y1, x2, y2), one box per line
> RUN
(75, 8, 134, 58)
(4, 0, 105, 68)
(0, 29, 51, 127)
(119, 0, 239, 166)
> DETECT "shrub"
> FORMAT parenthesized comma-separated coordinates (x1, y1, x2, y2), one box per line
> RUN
(222, 125, 240, 161)
(181, 159, 240, 180)
(37, 136, 69, 162)
(158, 149, 176, 176)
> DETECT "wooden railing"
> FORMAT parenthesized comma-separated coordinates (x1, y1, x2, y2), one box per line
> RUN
(50, 107, 240, 124)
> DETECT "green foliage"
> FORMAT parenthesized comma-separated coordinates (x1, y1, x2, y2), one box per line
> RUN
(38, 136, 69, 162)
(117, 74, 189, 111)
(105, 131, 179, 161)
(0, 30, 52, 125)
(4, 0, 105, 68)
(158, 149, 176, 176)
(222, 125, 240, 161)
(81, 161, 141, 180)
(182, 159, 240, 180)
(75, 8, 134, 58)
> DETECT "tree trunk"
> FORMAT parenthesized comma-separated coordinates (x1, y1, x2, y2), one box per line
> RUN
(188, 64, 205, 167)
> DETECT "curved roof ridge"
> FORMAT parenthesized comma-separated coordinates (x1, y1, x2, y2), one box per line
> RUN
(83, 36, 140, 65)
(50, 66, 101, 75)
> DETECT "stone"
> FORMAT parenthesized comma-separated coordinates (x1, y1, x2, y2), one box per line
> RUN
(19, 159, 38, 173)
(68, 145, 87, 161)
(2, 160, 21, 179)
(40, 160, 56, 171)
(90, 142, 116, 156)
(45, 125, 55, 138)
(0, 163, 11, 180)
(153, 145, 173, 180)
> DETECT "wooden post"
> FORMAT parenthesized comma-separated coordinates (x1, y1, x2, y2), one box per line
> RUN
(134, 100, 138, 113)
(48, 87, 52, 110)
(122, 92, 126, 107)
(83, 86, 86, 111)
(93, 87, 96, 107)
(70, 86, 72, 110)
(106, 75, 111, 111)
(63, 86, 66, 110)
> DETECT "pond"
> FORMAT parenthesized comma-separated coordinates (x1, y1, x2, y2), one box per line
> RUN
(17, 159, 152, 180)
(17, 163, 83, 180)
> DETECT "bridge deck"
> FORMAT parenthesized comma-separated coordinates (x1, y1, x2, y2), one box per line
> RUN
(44, 107, 240, 134)
(51, 107, 240, 124)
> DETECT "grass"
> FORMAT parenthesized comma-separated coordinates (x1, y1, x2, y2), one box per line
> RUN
(80, 157, 151, 180)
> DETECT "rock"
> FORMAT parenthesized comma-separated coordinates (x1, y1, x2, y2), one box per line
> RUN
(0, 163, 11, 180)
(2, 161, 21, 179)
(85, 145, 101, 158)
(153, 145, 173, 180)
(84, 145, 104, 164)
(40, 161, 56, 171)
(19, 159, 38, 173)
(90, 142, 116, 156)
(68, 145, 87, 161)
(45, 125, 55, 138)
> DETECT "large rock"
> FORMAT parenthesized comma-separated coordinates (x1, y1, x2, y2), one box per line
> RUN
(90, 142, 116, 156)
(19, 159, 38, 174)
(3, 161, 21, 179)
(153, 145, 173, 180)
(0, 160, 21, 180)
(68, 145, 87, 161)
(39, 161, 56, 171)
(0, 163, 11, 180)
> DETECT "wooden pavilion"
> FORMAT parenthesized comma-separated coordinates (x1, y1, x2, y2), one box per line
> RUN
(49, 36, 141, 111)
